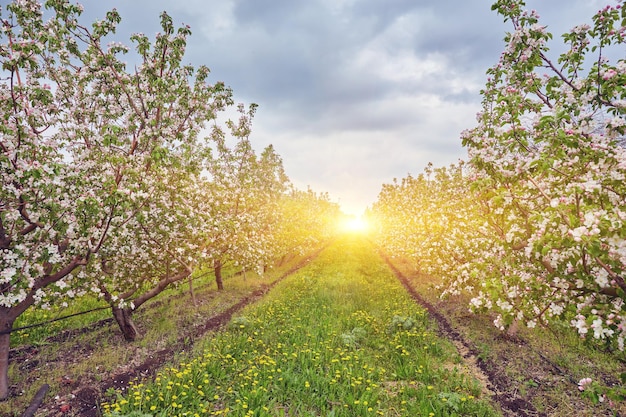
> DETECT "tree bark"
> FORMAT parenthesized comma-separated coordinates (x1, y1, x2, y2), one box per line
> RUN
(0, 256, 88, 401)
(111, 306, 139, 342)
(0, 317, 15, 400)
(214, 259, 224, 291)
(188, 274, 197, 306)
(100, 269, 190, 340)
(506, 319, 520, 338)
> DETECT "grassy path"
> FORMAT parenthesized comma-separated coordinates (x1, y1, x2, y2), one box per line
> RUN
(104, 236, 499, 416)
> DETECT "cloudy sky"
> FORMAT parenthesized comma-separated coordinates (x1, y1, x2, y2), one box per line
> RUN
(13, 0, 613, 214)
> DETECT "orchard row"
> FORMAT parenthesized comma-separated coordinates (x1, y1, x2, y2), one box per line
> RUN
(0, 0, 341, 400)
(369, 1, 626, 358)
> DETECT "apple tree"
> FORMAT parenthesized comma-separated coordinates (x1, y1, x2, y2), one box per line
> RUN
(460, 0, 626, 347)
(0, 0, 232, 396)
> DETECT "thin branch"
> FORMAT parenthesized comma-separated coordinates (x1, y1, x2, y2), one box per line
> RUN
(594, 256, 626, 294)
(539, 51, 578, 91)
(132, 270, 190, 310)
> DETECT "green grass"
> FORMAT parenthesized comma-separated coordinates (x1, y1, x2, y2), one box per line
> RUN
(11, 295, 110, 347)
(10, 264, 242, 348)
(3, 252, 313, 417)
(103, 236, 499, 417)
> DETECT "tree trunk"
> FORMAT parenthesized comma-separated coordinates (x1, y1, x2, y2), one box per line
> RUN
(188, 274, 197, 306)
(214, 259, 224, 291)
(506, 319, 520, 339)
(0, 257, 87, 401)
(0, 316, 15, 400)
(111, 306, 139, 342)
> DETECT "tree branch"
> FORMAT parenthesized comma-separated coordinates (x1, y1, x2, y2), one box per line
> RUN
(132, 270, 190, 310)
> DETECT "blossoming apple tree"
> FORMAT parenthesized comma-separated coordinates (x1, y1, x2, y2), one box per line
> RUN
(90, 167, 214, 341)
(369, 162, 493, 284)
(0, 0, 233, 398)
(460, 0, 626, 347)
(203, 104, 289, 290)
(272, 187, 342, 265)
(372, 0, 626, 351)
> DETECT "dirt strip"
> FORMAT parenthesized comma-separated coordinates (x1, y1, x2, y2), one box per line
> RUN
(381, 252, 545, 417)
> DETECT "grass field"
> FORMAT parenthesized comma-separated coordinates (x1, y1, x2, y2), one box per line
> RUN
(102, 236, 499, 417)
(5, 234, 624, 416)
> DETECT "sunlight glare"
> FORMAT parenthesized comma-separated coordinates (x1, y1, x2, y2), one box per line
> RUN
(340, 215, 370, 234)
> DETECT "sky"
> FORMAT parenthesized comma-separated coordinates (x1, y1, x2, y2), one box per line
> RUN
(4, 0, 614, 215)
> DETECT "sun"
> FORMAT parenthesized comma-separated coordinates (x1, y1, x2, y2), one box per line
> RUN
(340, 215, 370, 234)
